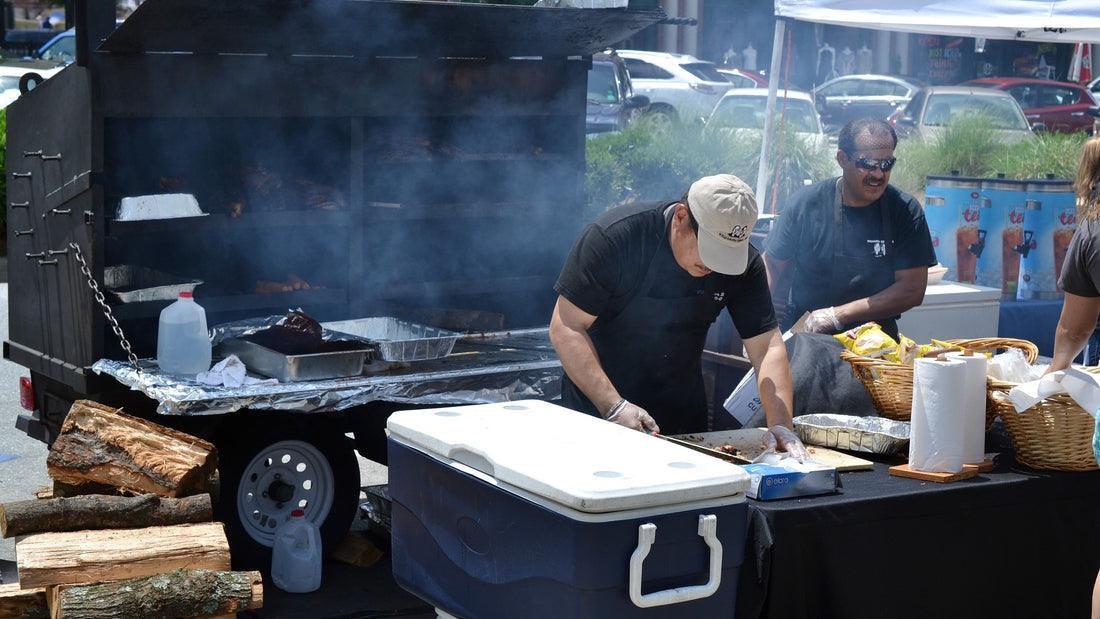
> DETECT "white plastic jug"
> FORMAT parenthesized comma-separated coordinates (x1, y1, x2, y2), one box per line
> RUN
(271, 509, 322, 593)
(156, 291, 211, 376)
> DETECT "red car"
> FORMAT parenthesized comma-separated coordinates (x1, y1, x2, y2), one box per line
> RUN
(962, 77, 1099, 134)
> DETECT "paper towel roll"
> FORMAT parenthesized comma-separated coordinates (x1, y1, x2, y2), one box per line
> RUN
(945, 351, 989, 464)
(910, 357, 968, 473)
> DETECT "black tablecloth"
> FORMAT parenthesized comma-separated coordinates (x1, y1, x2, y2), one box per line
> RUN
(736, 433, 1100, 619)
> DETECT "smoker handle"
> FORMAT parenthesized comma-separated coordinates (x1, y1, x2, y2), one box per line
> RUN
(628, 514, 722, 608)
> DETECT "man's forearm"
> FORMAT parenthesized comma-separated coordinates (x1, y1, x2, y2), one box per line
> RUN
(745, 330, 795, 429)
(550, 325, 620, 415)
(833, 274, 925, 327)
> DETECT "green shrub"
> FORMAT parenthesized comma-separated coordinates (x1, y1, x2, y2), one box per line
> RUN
(889, 117, 1086, 198)
(585, 120, 835, 220)
(586, 115, 1088, 221)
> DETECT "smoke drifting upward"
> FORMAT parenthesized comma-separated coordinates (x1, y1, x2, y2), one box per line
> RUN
(98, 26, 599, 333)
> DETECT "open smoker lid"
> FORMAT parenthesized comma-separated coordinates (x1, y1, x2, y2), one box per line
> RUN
(387, 400, 750, 515)
(100, 0, 666, 58)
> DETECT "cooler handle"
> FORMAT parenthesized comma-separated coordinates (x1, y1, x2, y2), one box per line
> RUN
(628, 514, 723, 608)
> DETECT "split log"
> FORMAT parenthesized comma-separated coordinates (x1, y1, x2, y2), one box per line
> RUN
(15, 522, 230, 589)
(46, 400, 218, 498)
(0, 493, 213, 538)
(49, 569, 262, 619)
(0, 582, 48, 618)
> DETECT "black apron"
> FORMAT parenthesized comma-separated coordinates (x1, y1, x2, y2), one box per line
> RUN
(561, 209, 722, 435)
(786, 180, 899, 340)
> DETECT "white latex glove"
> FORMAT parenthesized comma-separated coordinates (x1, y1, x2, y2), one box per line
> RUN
(607, 401, 661, 433)
(804, 307, 842, 334)
(762, 424, 810, 462)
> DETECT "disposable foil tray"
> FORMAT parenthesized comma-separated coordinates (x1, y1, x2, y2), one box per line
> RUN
(793, 414, 910, 455)
(321, 317, 458, 362)
(116, 193, 206, 220)
(104, 265, 203, 303)
(217, 335, 371, 382)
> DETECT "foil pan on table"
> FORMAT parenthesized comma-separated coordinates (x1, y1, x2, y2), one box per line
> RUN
(210, 313, 375, 382)
(321, 317, 458, 362)
(793, 413, 910, 455)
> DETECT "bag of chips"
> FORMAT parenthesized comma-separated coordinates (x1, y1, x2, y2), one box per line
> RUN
(833, 322, 898, 359)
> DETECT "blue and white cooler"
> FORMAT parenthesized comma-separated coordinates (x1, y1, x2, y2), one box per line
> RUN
(387, 400, 750, 619)
(1018, 176, 1074, 300)
(925, 173, 983, 283)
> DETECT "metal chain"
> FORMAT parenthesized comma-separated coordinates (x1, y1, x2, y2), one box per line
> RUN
(68, 242, 141, 369)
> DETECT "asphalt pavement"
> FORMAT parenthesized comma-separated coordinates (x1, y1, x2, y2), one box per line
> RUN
(0, 276, 439, 617)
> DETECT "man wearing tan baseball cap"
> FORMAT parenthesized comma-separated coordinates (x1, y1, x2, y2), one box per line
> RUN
(550, 174, 808, 460)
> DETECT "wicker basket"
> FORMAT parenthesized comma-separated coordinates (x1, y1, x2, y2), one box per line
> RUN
(840, 337, 1039, 424)
(988, 370, 1100, 471)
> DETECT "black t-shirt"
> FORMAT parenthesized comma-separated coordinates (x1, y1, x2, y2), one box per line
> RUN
(555, 200, 777, 340)
(1059, 215, 1100, 297)
(765, 178, 937, 305)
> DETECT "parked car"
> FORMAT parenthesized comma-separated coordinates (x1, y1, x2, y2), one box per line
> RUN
(613, 49, 732, 128)
(586, 51, 649, 136)
(704, 88, 827, 152)
(717, 67, 768, 89)
(890, 85, 1038, 142)
(961, 77, 1098, 134)
(1, 28, 57, 58)
(812, 74, 927, 134)
(35, 27, 75, 64)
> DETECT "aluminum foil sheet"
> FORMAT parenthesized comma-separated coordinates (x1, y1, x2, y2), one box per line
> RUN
(793, 413, 911, 455)
(92, 328, 562, 416)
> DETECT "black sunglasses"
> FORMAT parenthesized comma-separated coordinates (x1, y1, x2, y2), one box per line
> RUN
(853, 156, 897, 172)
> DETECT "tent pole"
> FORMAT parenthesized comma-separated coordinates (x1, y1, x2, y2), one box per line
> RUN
(757, 18, 786, 213)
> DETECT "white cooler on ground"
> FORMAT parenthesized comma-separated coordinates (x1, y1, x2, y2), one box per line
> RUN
(387, 400, 750, 619)
(896, 282, 1001, 343)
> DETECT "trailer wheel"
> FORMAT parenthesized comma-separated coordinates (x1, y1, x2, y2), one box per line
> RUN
(213, 418, 360, 570)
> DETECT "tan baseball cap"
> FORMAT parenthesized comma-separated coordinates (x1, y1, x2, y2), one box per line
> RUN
(687, 174, 758, 275)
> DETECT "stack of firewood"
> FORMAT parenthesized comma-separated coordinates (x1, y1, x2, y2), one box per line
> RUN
(0, 400, 263, 619)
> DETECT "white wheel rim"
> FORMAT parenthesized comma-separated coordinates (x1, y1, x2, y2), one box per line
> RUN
(235, 439, 336, 547)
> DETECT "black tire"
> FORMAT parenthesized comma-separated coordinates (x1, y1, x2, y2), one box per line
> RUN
(212, 414, 360, 571)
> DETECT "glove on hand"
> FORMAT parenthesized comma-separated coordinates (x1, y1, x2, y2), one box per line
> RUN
(804, 306, 842, 334)
(607, 401, 661, 433)
(762, 424, 810, 463)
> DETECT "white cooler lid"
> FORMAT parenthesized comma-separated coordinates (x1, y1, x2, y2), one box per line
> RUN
(387, 400, 750, 514)
(921, 282, 1002, 305)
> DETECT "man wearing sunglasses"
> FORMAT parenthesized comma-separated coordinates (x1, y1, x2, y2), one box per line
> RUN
(763, 117, 936, 341)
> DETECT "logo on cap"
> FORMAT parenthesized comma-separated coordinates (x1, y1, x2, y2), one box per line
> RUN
(720, 224, 749, 243)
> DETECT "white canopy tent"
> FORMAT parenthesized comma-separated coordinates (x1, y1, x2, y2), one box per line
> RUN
(756, 0, 1100, 209)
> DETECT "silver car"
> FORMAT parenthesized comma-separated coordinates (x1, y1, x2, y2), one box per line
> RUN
(891, 85, 1038, 142)
(705, 88, 828, 153)
(813, 74, 926, 134)
(614, 50, 732, 128)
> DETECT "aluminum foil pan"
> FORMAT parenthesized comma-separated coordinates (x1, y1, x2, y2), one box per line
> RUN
(321, 317, 458, 362)
(793, 413, 910, 455)
(104, 265, 203, 303)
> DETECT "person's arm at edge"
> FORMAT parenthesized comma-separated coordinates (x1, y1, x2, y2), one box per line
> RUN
(1045, 292, 1100, 374)
(831, 265, 927, 327)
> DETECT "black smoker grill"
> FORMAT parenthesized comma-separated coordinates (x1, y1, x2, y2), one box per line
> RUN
(5, 0, 663, 567)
